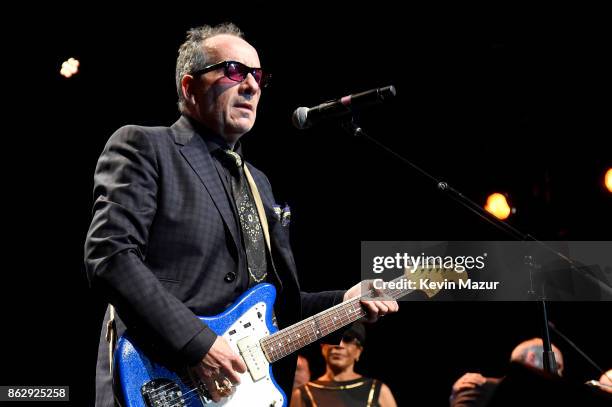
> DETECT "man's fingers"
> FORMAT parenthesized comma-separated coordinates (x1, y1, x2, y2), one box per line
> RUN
(374, 300, 389, 314)
(231, 355, 247, 374)
(459, 379, 482, 388)
(361, 301, 378, 319)
(453, 373, 486, 392)
(201, 377, 222, 402)
(463, 373, 486, 384)
(194, 364, 219, 379)
(379, 300, 398, 313)
(361, 300, 386, 313)
(222, 363, 242, 385)
(457, 383, 477, 391)
(360, 299, 400, 319)
(361, 301, 383, 322)
(387, 300, 399, 312)
(200, 336, 247, 386)
(219, 353, 247, 385)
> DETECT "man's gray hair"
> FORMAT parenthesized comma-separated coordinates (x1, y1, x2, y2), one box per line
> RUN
(175, 23, 244, 113)
(510, 337, 562, 372)
(510, 338, 544, 366)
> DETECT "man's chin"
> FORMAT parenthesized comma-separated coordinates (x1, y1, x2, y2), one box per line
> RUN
(228, 119, 254, 135)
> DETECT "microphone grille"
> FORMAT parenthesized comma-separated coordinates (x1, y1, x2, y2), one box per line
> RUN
(292, 107, 310, 129)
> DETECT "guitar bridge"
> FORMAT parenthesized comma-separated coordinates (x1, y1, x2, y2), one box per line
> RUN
(141, 379, 185, 407)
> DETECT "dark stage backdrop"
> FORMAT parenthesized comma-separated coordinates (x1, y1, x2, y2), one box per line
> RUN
(2, 4, 610, 406)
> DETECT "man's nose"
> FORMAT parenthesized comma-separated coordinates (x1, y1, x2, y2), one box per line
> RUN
(241, 73, 260, 94)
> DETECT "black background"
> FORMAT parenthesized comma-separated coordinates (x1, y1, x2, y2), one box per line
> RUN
(2, 3, 610, 405)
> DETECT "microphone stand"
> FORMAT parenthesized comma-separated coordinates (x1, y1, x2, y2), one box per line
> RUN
(339, 114, 598, 376)
(547, 321, 606, 375)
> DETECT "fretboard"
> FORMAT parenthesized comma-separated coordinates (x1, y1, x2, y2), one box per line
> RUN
(260, 275, 411, 363)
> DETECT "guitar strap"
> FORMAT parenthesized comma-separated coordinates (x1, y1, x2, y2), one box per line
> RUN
(243, 164, 272, 252)
(104, 164, 272, 376)
(244, 164, 279, 328)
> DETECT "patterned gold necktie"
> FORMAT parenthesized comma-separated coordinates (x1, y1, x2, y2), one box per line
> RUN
(221, 149, 267, 286)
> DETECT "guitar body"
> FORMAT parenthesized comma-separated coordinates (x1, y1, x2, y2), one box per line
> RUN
(114, 283, 286, 407)
(113, 267, 439, 406)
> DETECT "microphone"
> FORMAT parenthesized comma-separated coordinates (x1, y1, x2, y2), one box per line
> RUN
(292, 85, 396, 129)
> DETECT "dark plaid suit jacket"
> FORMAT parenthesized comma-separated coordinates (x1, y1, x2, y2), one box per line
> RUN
(84, 115, 344, 406)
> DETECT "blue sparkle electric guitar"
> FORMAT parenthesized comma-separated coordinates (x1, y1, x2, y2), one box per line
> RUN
(114, 267, 457, 406)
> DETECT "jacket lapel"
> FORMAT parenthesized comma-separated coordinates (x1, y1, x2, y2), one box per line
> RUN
(171, 117, 241, 251)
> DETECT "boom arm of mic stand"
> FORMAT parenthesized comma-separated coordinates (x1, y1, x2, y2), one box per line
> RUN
(341, 117, 561, 375)
(548, 321, 606, 375)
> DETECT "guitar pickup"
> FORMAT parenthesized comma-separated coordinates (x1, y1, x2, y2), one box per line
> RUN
(237, 336, 267, 382)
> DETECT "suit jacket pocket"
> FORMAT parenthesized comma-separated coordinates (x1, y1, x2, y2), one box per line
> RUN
(157, 276, 180, 284)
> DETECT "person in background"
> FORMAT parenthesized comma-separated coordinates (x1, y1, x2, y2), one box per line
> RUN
(294, 355, 312, 389)
(291, 323, 397, 407)
(449, 338, 564, 407)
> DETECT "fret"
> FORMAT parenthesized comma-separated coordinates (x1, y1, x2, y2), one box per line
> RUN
(262, 299, 364, 362)
(260, 275, 416, 363)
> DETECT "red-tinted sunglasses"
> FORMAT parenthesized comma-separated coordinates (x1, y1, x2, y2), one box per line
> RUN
(192, 60, 270, 87)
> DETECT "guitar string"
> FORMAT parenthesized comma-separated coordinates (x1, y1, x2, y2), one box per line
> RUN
(262, 300, 365, 362)
(152, 269, 429, 395)
(261, 283, 387, 351)
(144, 300, 366, 396)
(144, 302, 366, 401)
(166, 385, 207, 407)
(150, 302, 365, 394)
(261, 275, 414, 361)
(262, 270, 417, 350)
(145, 272, 431, 402)
(153, 295, 396, 406)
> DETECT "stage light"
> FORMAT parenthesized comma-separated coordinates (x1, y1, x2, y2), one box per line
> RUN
(485, 192, 512, 220)
(60, 58, 80, 78)
(605, 168, 612, 193)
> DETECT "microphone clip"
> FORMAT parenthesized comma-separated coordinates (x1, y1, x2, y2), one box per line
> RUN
(340, 116, 367, 138)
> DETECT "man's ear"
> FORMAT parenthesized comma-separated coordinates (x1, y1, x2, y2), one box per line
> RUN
(355, 347, 363, 362)
(181, 74, 196, 105)
(525, 351, 537, 367)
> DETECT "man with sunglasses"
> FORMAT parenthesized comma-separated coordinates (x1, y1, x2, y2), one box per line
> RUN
(85, 23, 398, 406)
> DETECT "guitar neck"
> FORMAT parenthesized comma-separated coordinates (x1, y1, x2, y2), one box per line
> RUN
(260, 275, 411, 363)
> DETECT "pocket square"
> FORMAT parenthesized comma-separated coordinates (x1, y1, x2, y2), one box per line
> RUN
(281, 204, 291, 227)
(272, 204, 291, 226)
(272, 204, 282, 221)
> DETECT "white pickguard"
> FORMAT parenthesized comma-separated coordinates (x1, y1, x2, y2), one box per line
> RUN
(203, 302, 284, 407)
